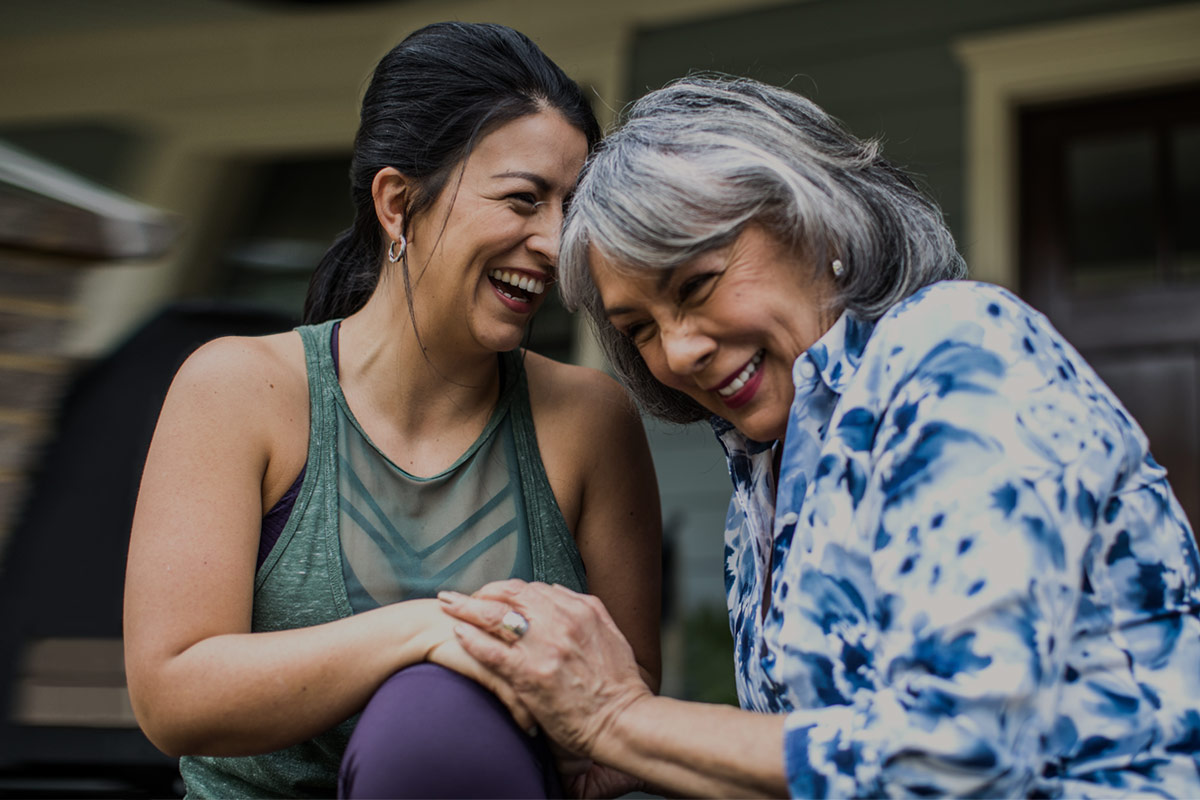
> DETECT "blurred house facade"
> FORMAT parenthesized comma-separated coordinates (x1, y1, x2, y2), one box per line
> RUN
(0, 0, 1197, 790)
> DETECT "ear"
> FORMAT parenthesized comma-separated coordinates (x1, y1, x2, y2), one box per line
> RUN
(371, 167, 411, 243)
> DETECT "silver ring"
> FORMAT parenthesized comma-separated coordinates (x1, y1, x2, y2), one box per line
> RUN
(500, 610, 529, 639)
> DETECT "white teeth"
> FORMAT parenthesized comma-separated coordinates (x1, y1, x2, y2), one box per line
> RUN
(489, 269, 545, 296)
(717, 351, 764, 397)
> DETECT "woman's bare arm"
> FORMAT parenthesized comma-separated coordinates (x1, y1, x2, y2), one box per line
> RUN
(590, 694, 787, 797)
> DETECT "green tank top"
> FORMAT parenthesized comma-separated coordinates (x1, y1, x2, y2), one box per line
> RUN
(179, 320, 587, 798)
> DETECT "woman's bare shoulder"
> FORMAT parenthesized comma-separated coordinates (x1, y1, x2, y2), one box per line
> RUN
(165, 331, 307, 425)
(521, 351, 638, 426)
(176, 330, 301, 382)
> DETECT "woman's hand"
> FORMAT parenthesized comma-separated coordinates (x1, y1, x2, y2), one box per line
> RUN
(424, 634, 535, 732)
(566, 762, 647, 799)
(438, 580, 652, 757)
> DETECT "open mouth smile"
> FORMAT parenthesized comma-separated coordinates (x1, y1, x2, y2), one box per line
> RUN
(715, 351, 764, 397)
(488, 269, 547, 312)
(709, 350, 765, 410)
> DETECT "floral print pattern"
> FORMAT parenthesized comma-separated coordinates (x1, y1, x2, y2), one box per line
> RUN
(716, 281, 1200, 798)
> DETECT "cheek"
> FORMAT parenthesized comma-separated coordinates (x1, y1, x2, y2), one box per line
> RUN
(640, 345, 698, 396)
(638, 344, 674, 387)
(455, 207, 521, 247)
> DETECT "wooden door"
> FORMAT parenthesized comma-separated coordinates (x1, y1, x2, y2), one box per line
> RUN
(1019, 84, 1200, 527)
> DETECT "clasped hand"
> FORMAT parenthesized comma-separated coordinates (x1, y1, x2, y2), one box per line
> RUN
(438, 580, 652, 793)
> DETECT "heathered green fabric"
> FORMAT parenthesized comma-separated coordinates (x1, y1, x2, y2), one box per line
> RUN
(179, 320, 587, 798)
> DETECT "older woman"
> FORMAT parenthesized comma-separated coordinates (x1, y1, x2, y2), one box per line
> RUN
(439, 76, 1200, 798)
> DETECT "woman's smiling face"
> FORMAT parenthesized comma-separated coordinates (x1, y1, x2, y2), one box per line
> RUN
(404, 108, 588, 356)
(592, 224, 838, 442)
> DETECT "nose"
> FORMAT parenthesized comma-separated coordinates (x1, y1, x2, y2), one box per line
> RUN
(660, 320, 716, 378)
(527, 204, 564, 266)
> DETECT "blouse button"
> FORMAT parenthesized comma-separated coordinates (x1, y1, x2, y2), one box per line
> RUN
(794, 359, 816, 382)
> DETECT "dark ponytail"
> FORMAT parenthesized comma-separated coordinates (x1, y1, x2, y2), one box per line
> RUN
(302, 22, 601, 324)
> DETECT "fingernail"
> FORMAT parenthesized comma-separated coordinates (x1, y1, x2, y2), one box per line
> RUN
(438, 591, 461, 603)
(453, 624, 468, 638)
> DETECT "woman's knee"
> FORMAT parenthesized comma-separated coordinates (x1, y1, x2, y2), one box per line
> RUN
(339, 663, 557, 799)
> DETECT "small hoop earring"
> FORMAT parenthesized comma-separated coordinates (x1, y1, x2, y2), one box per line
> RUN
(831, 258, 845, 277)
(387, 233, 407, 264)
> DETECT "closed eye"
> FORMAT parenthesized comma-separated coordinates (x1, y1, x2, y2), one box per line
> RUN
(507, 192, 541, 211)
(678, 272, 718, 302)
(621, 320, 655, 345)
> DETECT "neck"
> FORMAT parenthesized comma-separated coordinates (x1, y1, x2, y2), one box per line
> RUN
(336, 279, 503, 437)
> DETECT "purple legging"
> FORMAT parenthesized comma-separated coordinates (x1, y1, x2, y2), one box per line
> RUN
(338, 663, 562, 798)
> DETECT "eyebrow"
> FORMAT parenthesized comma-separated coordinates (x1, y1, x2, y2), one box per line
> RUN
(602, 268, 676, 320)
(603, 304, 635, 320)
(492, 171, 551, 192)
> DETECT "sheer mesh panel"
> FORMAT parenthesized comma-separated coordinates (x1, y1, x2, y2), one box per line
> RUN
(336, 392, 533, 612)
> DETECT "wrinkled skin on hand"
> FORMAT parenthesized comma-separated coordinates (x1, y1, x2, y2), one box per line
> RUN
(425, 634, 535, 732)
(439, 580, 653, 760)
(567, 760, 646, 799)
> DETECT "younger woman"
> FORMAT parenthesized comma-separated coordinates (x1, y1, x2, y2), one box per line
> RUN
(124, 22, 660, 798)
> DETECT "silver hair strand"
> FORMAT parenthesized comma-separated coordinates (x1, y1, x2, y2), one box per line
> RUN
(559, 74, 966, 424)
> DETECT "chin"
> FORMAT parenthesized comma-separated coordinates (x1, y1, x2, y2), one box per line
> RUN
(729, 410, 788, 443)
(475, 325, 529, 355)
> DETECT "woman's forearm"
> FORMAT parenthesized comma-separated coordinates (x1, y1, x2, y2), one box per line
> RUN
(128, 599, 448, 757)
(593, 695, 788, 798)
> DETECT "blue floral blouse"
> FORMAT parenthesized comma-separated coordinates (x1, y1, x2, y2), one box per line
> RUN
(716, 281, 1200, 798)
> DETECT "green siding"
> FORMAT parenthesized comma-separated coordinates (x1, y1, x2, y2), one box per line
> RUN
(629, 0, 1187, 246)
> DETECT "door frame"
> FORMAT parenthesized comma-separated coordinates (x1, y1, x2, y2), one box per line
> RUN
(954, 3, 1200, 289)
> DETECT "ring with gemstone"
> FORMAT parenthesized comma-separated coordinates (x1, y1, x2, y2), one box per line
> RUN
(500, 610, 529, 639)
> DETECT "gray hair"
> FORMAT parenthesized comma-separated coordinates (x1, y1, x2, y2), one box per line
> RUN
(558, 75, 966, 424)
